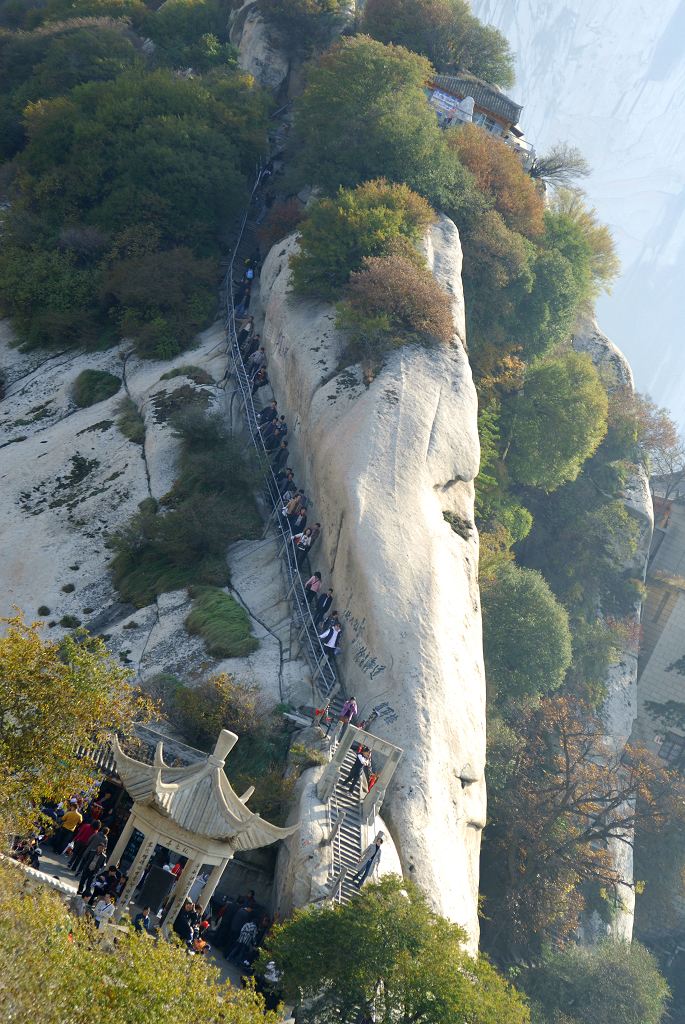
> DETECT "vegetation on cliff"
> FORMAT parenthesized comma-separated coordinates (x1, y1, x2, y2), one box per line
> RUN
(0, 615, 153, 836)
(0, 1, 269, 357)
(261, 876, 531, 1024)
(0, 861, 278, 1024)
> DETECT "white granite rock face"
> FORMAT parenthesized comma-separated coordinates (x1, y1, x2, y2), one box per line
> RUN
(229, 1, 290, 94)
(0, 322, 311, 703)
(572, 315, 654, 942)
(259, 215, 486, 949)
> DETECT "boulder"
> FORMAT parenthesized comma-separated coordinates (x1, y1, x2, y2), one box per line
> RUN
(258, 214, 486, 949)
(229, 1, 290, 94)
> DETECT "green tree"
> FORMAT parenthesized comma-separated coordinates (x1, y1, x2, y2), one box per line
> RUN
(518, 462, 641, 618)
(260, 875, 530, 1024)
(0, 20, 143, 159)
(289, 34, 474, 208)
(102, 246, 216, 359)
(0, 861, 279, 1024)
(504, 351, 608, 491)
(290, 178, 435, 297)
(361, 0, 515, 87)
(526, 941, 669, 1024)
(0, 615, 153, 837)
(481, 561, 572, 702)
(549, 189, 621, 297)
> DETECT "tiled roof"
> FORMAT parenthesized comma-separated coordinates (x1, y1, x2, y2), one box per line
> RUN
(431, 73, 523, 124)
(112, 730, 299, 848)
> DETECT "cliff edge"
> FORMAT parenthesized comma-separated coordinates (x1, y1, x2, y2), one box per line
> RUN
(258, 214, 486, 947)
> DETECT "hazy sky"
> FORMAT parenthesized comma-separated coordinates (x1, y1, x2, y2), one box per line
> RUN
(472, 0, 685, 426)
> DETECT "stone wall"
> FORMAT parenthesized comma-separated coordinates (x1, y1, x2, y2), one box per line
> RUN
(258, 215, 486, 949)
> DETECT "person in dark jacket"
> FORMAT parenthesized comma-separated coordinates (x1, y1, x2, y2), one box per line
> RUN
(77, 844, 107, 897)
(272, 441, 289, 471)
(134, 907, 154, 934)
(87, 864, 121, 906)
(222, 904, 253, 957)
(344, 746, 371, 796)
(314, 591, 334, 629)
(173, 900, 196, 945)
(257, 399, 277, 425)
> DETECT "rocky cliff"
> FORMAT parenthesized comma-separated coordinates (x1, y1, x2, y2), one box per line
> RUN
(0, 322, 312, 707)
(572, 315, 654, 940)
(258, 214, 486, 947)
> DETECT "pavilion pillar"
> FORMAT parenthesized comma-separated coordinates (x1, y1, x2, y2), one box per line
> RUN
(107, 813, 136, 869)
(162, 856, 204, 936)
(197, 855, 233, 915)
(112, 830, 159, 922)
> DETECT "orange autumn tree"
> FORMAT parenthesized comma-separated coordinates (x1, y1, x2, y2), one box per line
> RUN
(448, 122, 545, 238)
(482, 694, 681, 962)
(0, 614, 154, 838)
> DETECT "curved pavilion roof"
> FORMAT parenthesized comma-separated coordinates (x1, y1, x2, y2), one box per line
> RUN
(112, 729, 298, 852)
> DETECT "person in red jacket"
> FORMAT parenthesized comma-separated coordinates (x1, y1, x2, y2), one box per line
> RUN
(67, 820, 97, 872)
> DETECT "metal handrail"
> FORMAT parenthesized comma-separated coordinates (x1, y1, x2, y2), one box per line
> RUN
(223, 171, 338, 699)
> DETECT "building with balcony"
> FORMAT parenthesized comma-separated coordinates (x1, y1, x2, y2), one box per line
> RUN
(426, 71, 535, 167)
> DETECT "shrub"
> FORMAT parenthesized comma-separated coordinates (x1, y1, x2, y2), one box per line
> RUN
(185, 586, 258, 659)
(160, 671, 295, 823)
(448, 123, 544, 238)
(291, 179, 435, 298)
(0, 862, 278, 1024)
(72, 369, 121, 407)
(481, 561, 572, 703)
(504, 352, 609, 492)
(336, 253, 453, 368)
(257, 198, 305, 254)
(116, 396, 145, 444)
(59, 615, 81, 628)
(549, 188, 620, 296)
(163, 672, 265, 750)
(361, 0, 515, 87)
(102, 247, 216, 360)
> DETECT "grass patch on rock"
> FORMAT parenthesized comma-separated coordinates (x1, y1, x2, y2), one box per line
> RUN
(72, 370, 121, 408)
(116, 396, 145, 444)
(185, 586, 258, 659)
(160, 365, 214, 386)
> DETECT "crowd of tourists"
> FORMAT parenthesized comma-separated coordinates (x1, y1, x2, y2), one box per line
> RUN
(233, 253, 387, 893)
(235, 288, 346, 667)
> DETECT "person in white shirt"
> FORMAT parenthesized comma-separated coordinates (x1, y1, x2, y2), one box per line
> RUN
(92, 894, 115, 928)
